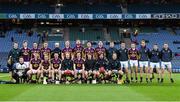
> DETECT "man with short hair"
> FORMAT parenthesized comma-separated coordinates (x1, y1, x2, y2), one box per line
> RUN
(160, 43, 174, 83)
(118, 41, 130, 83)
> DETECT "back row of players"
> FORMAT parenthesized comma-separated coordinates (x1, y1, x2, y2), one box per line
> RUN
(8, 40, 174, 84)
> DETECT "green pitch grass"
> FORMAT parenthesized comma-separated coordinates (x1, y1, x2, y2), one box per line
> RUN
(0, 73, 180, 101)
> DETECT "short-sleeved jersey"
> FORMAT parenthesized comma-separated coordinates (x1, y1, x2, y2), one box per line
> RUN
(20, 47, 31, 62)
(31, 48, 41, 59)
(95, 47, 106, 58)
(62, 47, 73, 58)
(73, 45, 84, 58)
(128, 48, 139, 60)
(41, 48, 51, 59)
(30, 58, 41, 70)
(84, 47, 95, 58)
(42, 60, 50, 70)
(51, 58, 61, 69)
(74, 58, 84, 70)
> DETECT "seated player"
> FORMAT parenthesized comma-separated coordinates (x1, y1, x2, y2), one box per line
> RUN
(13, 57, 28, 83)
(41, 55, 51, 82)
(73, 52, 85, 83)
(61, 41, 73, 60)
(128, 42, 139, 83)
(95, 53, 108, 83)
(27, 53, 42, 83)
(51, 53, 61, 81)
(61, 53, 74, 83)
(160, 43, 174, 83)
(118, 41, 130, 83)
(84, 41, 95, 59)
(149, 44, 161, 83)
(108, 53, 123, 84)
(84, 54, 96, 83)
(138, 40, 150, 83)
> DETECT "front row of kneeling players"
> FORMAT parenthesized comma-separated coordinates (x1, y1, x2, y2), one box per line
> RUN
(14, 52, 123, 84)
(12, 40, 174, 84)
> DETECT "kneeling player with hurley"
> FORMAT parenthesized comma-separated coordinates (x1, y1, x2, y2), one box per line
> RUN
(108, 53, 124, 84)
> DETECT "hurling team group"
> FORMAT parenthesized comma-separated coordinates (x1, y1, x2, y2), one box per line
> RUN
(8, 39, 174, 84)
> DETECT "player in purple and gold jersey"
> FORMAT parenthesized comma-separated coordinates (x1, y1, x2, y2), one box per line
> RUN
(95, 41, 106, 59)
(73, 52, 85, 83)
(62, 41, 73, 60)
(128, 42, 139, 82)
(73, 40, 84, 59)
(31, 42, 40, 59)
(41, 55, 51, 80)
(84, 41, 95, 59)
(51, 53, 61, 81)
(20, 41, 31, 68)
(27, 53, 42, 82)
(41, 42, 51, 60)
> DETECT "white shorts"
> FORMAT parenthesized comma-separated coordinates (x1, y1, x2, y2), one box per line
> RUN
(76, 69, 83, 73)
(139, 61, 149, 68)
(150, 62, 160, 68)
(161, 62, 172, 69)
(24, 62, 30, 68)
(32, 69, 38, 74)
(120, 61, 129, 68)
(129, 60, 138, 67)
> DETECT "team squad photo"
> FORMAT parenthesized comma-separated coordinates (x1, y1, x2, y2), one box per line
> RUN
(0, 0, 180, 101)
(7, 40, 174, 84)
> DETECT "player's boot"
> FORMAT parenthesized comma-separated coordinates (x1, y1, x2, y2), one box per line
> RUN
(140, 77, 143, 83)
(146, 78, 149, 83)
(170, 78, 174, 83)
(160, 78, 164, 83)
(131, 77, 134, 83)
(135, 77, 138, 83)
(157, 78, 160, 83)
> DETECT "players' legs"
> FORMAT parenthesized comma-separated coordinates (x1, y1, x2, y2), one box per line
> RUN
(58, 70, 62, 81)
(27, 69, 33, 81)
(161, 62, 166, 83)
(167, 62, 174, 83)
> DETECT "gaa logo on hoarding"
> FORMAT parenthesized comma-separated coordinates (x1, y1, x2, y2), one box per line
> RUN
(8, 14, 18, 19)
(20, 14, 35, 19)
(37, 14, 47, 19)
(66, 14, 76, 19)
